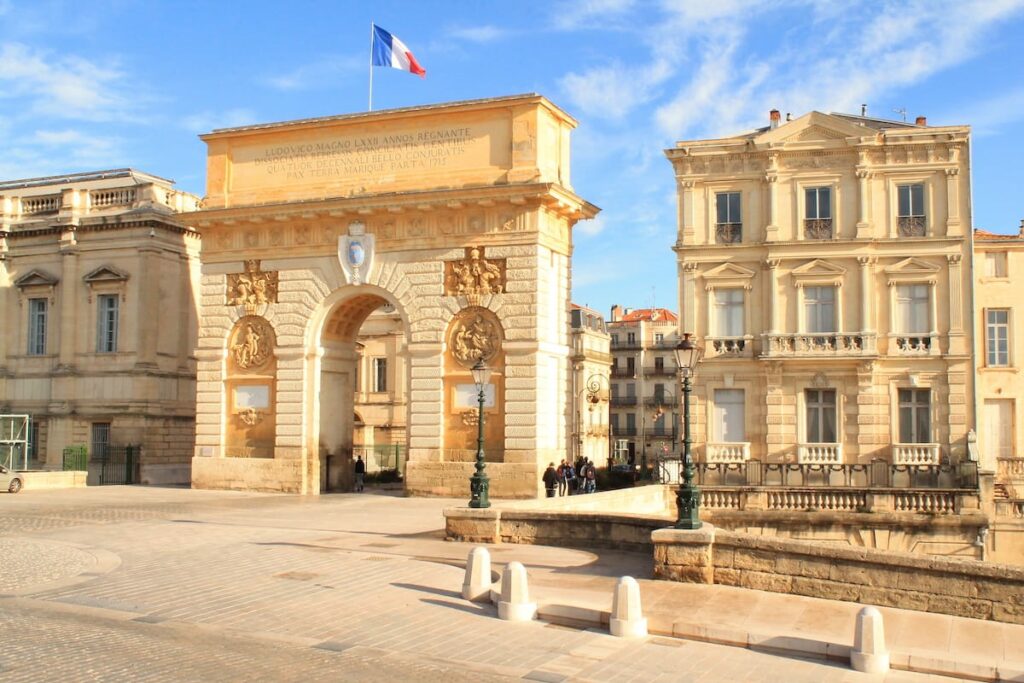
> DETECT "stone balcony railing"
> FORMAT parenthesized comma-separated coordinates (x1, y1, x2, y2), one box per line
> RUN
(700, 486, 968, 515)
(891, 333, 939, 356)
(797, 443, 842, 464)
(706, 442, 750, 463)
(998, 457, 1024, 480)
(704, 336, 752, 359)
(2, 184, 199, 224)
(762, 332, 877, 358)
(892, 443, 941, 465)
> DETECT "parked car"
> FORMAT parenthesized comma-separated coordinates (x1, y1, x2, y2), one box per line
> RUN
(0, 465, 23, 493)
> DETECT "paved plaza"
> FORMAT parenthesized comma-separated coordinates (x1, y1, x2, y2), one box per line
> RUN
(0, 486, 998, 682)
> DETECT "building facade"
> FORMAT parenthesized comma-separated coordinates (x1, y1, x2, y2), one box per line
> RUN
(975, 224, 1024, 489)
(607, 306, 681, 469)
(667, 111, 975, 468)
(0, 169, 200, 483)
(570, 303, 611, 467)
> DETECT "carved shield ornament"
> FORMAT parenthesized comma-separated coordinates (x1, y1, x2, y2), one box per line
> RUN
(339, 221, 375, 285)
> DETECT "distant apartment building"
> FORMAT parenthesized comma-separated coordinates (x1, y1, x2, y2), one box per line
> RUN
(975, 223, 1024, 494)
(0, 169, 200, 483)
(570, 304, 611, 466)
(607, 306, 681, 468)
(351, 306, 407, 464)
(666, 110, 974, 467)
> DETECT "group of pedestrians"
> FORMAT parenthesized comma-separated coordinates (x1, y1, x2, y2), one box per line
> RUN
(543, 457, 597, 497)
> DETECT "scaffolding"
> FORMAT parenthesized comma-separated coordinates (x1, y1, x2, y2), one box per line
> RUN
(0, 415, 30, 471)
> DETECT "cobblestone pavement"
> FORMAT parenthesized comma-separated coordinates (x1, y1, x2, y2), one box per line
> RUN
(0, 487, 951, 682)
(0, 539, 92, 591)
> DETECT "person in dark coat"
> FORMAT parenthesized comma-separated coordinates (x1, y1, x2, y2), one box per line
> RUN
(542, 462, 558, 497)
(354, 455, 366, 492)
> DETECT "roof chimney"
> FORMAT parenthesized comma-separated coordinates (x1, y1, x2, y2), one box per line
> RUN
(861, 104, 867, 117)
(1019, 219, 1024, 237)
(915, 115, 927, 126)
(769, 109, 781, 129)
(786, 112, 792, 122)
(610, 304, 622, 322)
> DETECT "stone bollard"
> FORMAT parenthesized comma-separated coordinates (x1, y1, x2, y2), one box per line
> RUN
(609, 576, 648, 638)
(851, 606, 889, 674)
(497, 561, 536, 622)
(461, 547, 492, 602)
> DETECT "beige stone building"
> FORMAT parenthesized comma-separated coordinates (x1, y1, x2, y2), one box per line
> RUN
(0, 169, 200, 484)
(188, 94, 598, 496)
(569, 303, 611, 466)
(608, 307, 682, 470)
(975, 224, 1024, 489)
(666, 111, 975, 469)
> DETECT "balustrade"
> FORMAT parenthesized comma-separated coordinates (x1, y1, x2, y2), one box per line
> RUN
(22, 194, 61, 215)
(764, 333, 875, 357)
(998, 458, 1024, 479)
(893, 491, 956, 514)
(797, 443, 843, 464)
(706, 337, 747, 357)
(767, 489, 867, 512)
(702, 489, 742, 510)
(893, 335, 935, 355)
(706, 442, 750, 463)
(90, 187, 138, 208)
(892, 443, 940, 465)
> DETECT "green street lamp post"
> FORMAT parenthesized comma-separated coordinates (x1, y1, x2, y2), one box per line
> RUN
(673, 332, 705, 529)
(468, 356, 492, 508)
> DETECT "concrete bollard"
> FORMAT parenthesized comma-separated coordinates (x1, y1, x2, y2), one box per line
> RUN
(609, 576, 648, 638)
(461, 547, 492, 602)
(497, 561, 537, 622)
(851, 606, 889, 674)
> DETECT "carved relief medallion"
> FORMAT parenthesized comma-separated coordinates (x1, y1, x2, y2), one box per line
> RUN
(445, 246, 505, 304)
(449, 308, 501, 367)
(230, 316, 275, 370)
(227, 260, 279, 314)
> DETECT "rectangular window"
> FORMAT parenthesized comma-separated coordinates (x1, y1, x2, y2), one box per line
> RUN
(372, 358, 387, 392)
(611, 383, 619, 399)
(804, 286, 836, 334)
(987, 309, 1010, 367)
(654, 333, 664, 344)
(610, 413, 619, 432)
(984, 400, 1014, 460)
(625, 413, 636, 431)
(805, 389, 838, 443)
(27, 298, 47, 356)
(713, 389, 745, 442)
(714, 289, 745, 337)
(626, 357, 635, 375)
(611, 333, 619, 345)
(715, 192, 742, 244)
(895, 284, 930, 334)
(898, 389, 931, 444)
(91, 422, 111, 460)
(627, 332, 636, 345)
(625, 383, 636, 398)
(805, 187, 833, 239)
(654, 356, 665, 372)
(96, 294, 119, 353)
(985, 252, 1008, 278)
(653, 383, 666, 403)
(897, 184, 926, 236)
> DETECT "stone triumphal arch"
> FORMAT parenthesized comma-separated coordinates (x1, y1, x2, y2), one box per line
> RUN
(189, 94, 598, 496)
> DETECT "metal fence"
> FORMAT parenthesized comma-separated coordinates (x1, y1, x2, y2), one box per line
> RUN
(353, 444, 406, 475)
(62, 445, 88, 471)
(91, 445, 142, 485)
(657, 458, 979, 490)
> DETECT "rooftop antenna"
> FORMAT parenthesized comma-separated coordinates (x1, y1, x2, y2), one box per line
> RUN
(893, 107, 907, 122)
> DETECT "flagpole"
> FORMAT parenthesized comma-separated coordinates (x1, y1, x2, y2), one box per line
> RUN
(368, 22, 375, 111)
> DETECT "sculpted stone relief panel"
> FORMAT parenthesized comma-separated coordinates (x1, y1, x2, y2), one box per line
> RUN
(227, 260, 279, 314)
(448, 306, 502, 368)
(445, 246, 505, 304)
(229, 315, 276, 371)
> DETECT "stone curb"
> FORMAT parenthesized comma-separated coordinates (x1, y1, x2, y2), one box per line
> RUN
(525, 597, 1021, 682)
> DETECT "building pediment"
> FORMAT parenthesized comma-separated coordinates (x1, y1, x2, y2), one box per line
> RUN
(884, 257, 940, 284)
(702, 262, 756, 290)
(14, 269, 59, 289)
(83, 265, 130, 285)
(791, 259, 847, 286)
(755, 112, 868, 146)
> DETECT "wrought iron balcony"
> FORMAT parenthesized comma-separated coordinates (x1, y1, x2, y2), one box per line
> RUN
(644, 366, 677, 377)
(610, 339, 641, 350)
(644, 394, 674, 407)
(897, 215, 927, 237)
(612, 426, 638, 436)
(610, 396, 637, 406)
(715, 222, 743, 244)
(610, 367, 635, 378)
(804, 218, 834, 240)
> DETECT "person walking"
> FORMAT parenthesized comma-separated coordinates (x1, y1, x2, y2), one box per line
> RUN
(585, 459, 597, 494)
(542, 462, 558, 498)
(556, 459, 568, 496)
(564, 460, 576, 495)
(354, 455, 366, 492)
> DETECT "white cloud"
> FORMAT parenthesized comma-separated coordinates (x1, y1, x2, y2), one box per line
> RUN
(0, 128, 126, 179)
(576, 216, 606, 238)
(938, 87, 1024, 135)
(561, 58, 673, 120)
(552, 0, 637, 30)
(447, 25, 507, 43)
(264, 55, 362, 91)
(0, 43, 141, 122)
(181, 108, 259, 133)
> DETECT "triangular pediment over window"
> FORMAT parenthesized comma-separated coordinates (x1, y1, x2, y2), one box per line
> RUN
(884, 257, 940, 277)
(792, 259, 847, 276)
(14, 269, 59, 289)
(702, 262, 756, 290)
(755, 112, 869, 146)
(83, 265, 130, 285)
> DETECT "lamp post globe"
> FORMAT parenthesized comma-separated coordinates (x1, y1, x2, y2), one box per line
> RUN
(673, 333, 705, 530)
(468, 356, 491, 508)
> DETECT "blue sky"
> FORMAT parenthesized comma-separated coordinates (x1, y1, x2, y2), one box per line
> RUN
(2, 0, 1023, 318)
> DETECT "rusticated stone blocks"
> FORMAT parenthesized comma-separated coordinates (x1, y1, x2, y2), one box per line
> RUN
(651, 526, 715, 584)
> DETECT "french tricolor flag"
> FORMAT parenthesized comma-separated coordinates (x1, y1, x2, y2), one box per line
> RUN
(371, 25, 426, 79)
